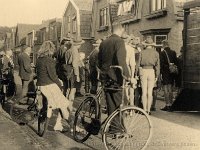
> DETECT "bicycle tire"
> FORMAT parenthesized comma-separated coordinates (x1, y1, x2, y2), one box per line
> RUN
(10, 97, 35, 125)
(102, 106, 152, 150)
(38, 109, 49, 137)
(1, 83, 16, 107)
(73, 96, 100, 143)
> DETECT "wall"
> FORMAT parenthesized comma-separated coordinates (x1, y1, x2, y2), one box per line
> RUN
(92, 0, 111, 40)
(80, 10, 92, 38)
(121, 0, 183, 54)
(63, 2, 78, 39)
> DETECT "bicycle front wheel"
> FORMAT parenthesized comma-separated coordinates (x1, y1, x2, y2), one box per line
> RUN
(10, 98, 35, 125)
(73, 96, 100, 143)
(102, 106, 152, 150)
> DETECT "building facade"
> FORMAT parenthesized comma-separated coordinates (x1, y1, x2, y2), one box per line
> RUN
(92, 0, 189, 55)
(62, 0, 94, 56)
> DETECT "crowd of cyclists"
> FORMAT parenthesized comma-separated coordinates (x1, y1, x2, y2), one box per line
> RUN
(0, 23, 182, 133)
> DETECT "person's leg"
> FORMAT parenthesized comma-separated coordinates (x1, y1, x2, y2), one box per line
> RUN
(140, 70, 148, 112)
(75, 67, 83, 97)
(19, 80, 29, 103)
(147, 70, 155, 113)
(105, 89, 122, 116)
(151, 88, 157, 111)
(168, 84, 173, 106)
(54, 111, 63, 131)
(129, 87, 134, 106)
(21, 80, 29, 97)
(161, 84, 172, 111)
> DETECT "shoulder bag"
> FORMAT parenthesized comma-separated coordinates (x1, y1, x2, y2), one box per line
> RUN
(164, 50, 178, 74)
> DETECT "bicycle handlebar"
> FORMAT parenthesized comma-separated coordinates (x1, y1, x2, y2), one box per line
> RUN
(110, 66, 128, 81)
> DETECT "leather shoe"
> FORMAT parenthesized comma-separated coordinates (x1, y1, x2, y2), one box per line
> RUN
(161, 106, 171, 112)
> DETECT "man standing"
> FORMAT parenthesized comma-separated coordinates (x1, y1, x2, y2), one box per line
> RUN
(98, 24, 131, 115)
(160, 40, 178, 111)
(65, 37, 83, 101)
(18, 47, 32, 102)
(56, 37, 72, 96)
(88, 39, 102, 94)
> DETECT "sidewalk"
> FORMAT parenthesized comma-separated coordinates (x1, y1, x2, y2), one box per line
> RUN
(0, 106, 55, 150)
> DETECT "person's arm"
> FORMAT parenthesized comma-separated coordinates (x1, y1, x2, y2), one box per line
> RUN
(129, 48, 136, 78)
(116, 39, 131, 79)
(98, 44, 103, 70)
(72, 48, 80, 80)
(23, 55, 32, 73)
(155, 51, 160, 79)
(47, 60, 61, 88)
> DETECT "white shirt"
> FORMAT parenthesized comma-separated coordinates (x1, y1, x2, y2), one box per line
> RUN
(125, 44, 136, 78)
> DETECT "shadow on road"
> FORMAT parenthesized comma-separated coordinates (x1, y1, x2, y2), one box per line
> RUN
(152, 100, 200, 131)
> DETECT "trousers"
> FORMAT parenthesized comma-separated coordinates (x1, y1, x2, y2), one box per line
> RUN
(140, 69, 155, 112)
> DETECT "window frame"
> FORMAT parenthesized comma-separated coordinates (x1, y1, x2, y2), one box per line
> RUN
(68, 15, 71, 33)
(99, 7, 108, 28)
(72, 16, 77, 33)
(154, 34, 168, 46)
(150, 0, 167, 12)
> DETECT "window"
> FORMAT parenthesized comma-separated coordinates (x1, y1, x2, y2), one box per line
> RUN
(154, 35, 167, 46)
(100, 7, 108, 27)
(72, 16, 77, 33)
(68, 16, 71, 32)
(151, 0, 166, 12)
(123, 24, 129, 34)
(117, 0, 136, 16)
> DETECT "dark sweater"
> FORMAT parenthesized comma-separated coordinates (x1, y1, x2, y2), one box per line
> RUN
(98, 34, 130, 85)
(36, 56, 61, 87)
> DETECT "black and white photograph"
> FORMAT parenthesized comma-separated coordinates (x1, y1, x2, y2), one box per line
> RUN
(0, 0, 200, 149)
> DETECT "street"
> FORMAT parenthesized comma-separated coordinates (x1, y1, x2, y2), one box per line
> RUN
(0, 72, 200, 150)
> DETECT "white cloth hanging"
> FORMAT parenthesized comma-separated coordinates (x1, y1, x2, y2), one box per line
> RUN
(117, 4, 123, 16)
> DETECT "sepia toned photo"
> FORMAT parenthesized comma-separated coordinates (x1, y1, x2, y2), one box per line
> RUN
(0, 0, 199, 150)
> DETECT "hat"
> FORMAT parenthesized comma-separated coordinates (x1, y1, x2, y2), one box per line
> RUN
(92, 39, 102, 46)
(142, 36, 156, 47)
(60, 37, 71, 45)
(73, 37, 85, 46)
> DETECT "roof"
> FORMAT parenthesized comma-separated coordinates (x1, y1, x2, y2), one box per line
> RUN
(73, 0, 93, 11)
(65, 0, 93, 12)
(15, 24, 40, 42)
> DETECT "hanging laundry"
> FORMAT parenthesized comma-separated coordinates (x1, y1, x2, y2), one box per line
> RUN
(128, 0, 134, 12)
(117, 4, 123, 16)
(123, 1, 129, 13)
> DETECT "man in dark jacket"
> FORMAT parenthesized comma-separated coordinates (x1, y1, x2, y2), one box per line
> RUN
(98, 24, 131, 115)
(160, 40, 178, 111)
(18, 47, 32, 100)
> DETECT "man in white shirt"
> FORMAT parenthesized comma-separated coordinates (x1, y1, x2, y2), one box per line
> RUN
(121, 33, 136, 105)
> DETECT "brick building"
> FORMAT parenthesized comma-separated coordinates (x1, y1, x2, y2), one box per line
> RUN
(62, 0, 94, 56)
(92, 0, 190, 55)
(26, 18, 62, 64)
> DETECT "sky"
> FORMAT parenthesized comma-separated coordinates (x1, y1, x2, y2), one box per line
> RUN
(0, 0, 68, 27)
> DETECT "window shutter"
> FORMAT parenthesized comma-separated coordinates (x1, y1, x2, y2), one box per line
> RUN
(117, 4, 123, 16)
(136, 0, 143, 19)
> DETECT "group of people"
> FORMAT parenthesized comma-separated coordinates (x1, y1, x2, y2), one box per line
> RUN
(0, 23, 181, 132)
(88, 23, 180, 116)
(0, 49, 15, 100)
(16, 37, 86, 131)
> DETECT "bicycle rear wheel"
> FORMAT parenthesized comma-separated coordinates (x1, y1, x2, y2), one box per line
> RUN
(37, 96, 49, 137)
(73, 96, 100, 143)
(102, 106, 152, 150)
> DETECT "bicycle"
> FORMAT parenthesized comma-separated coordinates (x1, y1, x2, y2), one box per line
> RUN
(10, 82, 49, 137)
(0, 69, 16, 106)
(73, 66, 152, 150)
